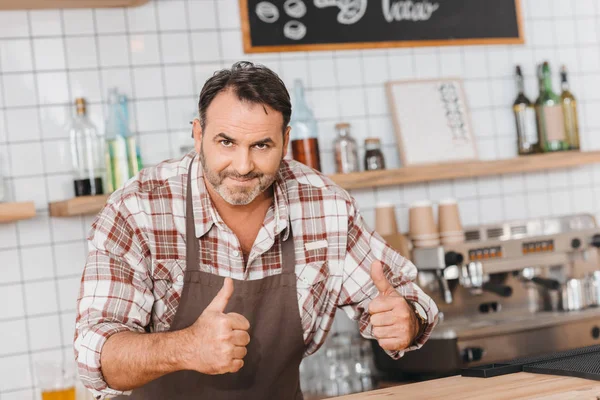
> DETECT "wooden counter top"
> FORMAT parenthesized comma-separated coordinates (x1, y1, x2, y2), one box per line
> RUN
(329, 372, 600, 399)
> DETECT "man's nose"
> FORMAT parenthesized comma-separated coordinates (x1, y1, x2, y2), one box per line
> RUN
(232, 148, 254, 176)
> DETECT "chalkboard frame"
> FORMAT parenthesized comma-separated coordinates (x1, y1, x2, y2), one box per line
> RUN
(239, 0, 524, 53)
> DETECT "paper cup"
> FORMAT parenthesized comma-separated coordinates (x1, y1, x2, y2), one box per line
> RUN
(375, 204, 398, 237)
(438, 198, 463, 236)
(409, 200, 437, 238)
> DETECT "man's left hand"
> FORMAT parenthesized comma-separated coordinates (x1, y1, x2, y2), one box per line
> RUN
(368, 260, 420, 351)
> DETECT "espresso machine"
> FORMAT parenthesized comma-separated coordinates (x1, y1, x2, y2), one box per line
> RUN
(372, 214, 600, 379)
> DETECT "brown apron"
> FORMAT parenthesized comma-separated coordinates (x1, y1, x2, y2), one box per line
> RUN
(121, 160, 305, 399)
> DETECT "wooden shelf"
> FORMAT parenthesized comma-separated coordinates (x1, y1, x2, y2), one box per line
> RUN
(0, 0, 148, 10)
(49, 195, 109, 217)
(0, 201, 36, 223)
(329, 150, 600, 190)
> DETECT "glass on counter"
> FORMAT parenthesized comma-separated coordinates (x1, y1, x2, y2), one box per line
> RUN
(35, 360, 76, 400)
(333, 122, 360, 174)
(69, 98, 105, 197)
(364, 138, 386, 171)
(289, 79, 322, 171)
(300, 332, 377, 399)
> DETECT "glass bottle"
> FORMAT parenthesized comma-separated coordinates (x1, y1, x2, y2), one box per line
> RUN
(513, 65, 539, 155)
(289, 79, 322, 171)
(104, 89, 129, 193)
(535, 62, 569, 152)
(333, 122, 359, 174)
(119, 94, 143, 176)
(560, 65, 580, 150)
(364, 138, 385, 171)
(69, 98, 105, 197)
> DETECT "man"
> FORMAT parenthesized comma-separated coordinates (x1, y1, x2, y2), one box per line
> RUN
(74, 61, 439, 399)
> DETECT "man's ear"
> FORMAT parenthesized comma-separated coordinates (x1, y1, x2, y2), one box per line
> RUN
(192, 118, 203, 154)
(283, 126, 291, 158)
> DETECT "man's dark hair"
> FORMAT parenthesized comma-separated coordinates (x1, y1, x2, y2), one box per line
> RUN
(198, 61, 292, 133)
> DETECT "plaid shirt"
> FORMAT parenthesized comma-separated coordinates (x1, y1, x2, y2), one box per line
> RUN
(74, 151, 439, 398)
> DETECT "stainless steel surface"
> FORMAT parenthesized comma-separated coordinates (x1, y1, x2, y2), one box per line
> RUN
(561, 278, 586, 311)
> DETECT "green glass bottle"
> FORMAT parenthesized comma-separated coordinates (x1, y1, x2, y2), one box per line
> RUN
(560, 66, 580, 150)
(535, 62, 569, 152)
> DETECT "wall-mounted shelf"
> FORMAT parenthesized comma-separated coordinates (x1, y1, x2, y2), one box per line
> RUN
(49, 195, 109, 217)
(328, 151, 600, 190)
(0, 0, 148, 9)
(0, 201, 36, 223)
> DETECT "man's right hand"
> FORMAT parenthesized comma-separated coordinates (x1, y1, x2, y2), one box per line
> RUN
(184, 278, 251, 375)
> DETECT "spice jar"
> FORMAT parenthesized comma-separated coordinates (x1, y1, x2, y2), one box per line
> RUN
(364, 138, 385, 171)
(333, 122, 359, 174)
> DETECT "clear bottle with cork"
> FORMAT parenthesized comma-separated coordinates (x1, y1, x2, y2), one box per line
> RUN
(560, 65, 580, 150)
(69, 98, 105, 197)
(333, 122, 359, 174)
(289, 79, 322, 171)
(364, 138, 386, 171)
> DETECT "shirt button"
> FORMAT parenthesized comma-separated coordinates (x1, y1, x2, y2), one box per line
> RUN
(176, 275, 183, 282)
(233, 250, 240, 257)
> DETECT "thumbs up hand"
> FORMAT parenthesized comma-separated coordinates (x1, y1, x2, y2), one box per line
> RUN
(368, 261, 420, 352)
(184, 278, 251, 375)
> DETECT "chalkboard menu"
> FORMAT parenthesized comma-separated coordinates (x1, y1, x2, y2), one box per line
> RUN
(239, 0, 523, 53)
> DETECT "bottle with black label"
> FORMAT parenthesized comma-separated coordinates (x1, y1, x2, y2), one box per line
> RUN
(513, 66, 539, 155)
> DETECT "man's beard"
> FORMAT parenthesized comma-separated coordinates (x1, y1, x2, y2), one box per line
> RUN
(200, 142, 281, 206)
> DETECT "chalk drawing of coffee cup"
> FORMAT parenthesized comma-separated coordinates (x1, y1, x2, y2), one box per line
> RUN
(284, 20, 307, 40)
(256, 1, 279, 23)
(284, 0, 307, 18)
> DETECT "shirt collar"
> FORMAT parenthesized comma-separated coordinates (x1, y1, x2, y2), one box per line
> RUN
(190, 155, 291, 240)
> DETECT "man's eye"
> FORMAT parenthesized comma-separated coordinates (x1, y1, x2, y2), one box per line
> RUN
(254, 143, 269, 150)
(220, 140, 233, 147)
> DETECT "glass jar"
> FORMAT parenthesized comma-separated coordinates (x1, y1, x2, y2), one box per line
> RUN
(333, 122, 359, 174)
(364, 138, 386, 171)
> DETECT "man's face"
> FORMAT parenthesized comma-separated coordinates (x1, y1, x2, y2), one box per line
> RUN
(192, 89, 290, 206)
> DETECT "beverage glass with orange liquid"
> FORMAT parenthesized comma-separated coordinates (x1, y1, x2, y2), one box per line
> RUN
(35, 361, 76, 400)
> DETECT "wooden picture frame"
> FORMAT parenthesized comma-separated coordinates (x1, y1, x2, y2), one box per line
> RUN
(239, 0, 524, 53)
(386, 78, 478, 166)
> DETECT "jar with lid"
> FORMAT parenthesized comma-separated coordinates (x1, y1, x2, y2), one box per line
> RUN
(364, 138, 386, 171)
(333, 122, 359, 174)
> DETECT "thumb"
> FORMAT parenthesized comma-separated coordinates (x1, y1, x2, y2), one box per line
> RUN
(206, 277, 234, 313)
(370, 260, 394, 296)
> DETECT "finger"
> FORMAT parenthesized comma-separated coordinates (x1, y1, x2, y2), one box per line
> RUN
(373, 325, 407, 340)
(206, 278, 234, 313)
(378, 337, 410, 352)
(232, 330, 251, 346)
(370, 310, 399, 327)
(229, 359, 244, 373)
(370, 260, 395, 296)
(232, 346, 248, 360)
(368, 296, 396, 315)
(227, 312, 250, 331)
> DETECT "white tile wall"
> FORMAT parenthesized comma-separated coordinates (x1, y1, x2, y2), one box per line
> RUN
(1, 0, 600, 397)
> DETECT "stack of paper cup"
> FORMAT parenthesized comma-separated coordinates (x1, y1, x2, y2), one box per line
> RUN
(375, 203, 398, 236)
(409, 201, 440, 248)
(438, 198, 465, 245)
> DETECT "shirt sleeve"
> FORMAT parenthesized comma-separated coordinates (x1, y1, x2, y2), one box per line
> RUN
(74, 200, 154, 399)
(337, 198, 439, 359)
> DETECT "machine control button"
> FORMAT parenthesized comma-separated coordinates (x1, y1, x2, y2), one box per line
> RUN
(462, 347, 484, 363)
(571, 238, 582, 249)
(592, 326, 600, 339)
